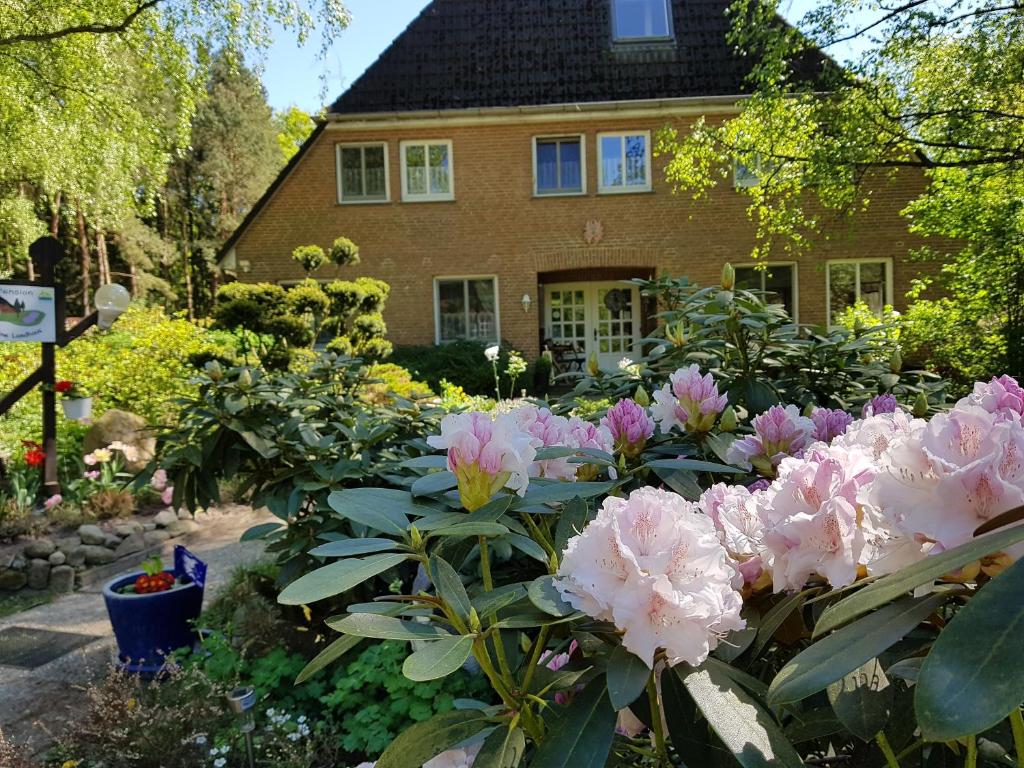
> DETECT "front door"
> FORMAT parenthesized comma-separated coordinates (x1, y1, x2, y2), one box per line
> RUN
(544, 282, 640, 370)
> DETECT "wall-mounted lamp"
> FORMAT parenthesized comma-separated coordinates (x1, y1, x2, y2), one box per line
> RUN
(93, 283, 131, 330)
(238, 259, 251, 274)
(521, 293, 532, 313)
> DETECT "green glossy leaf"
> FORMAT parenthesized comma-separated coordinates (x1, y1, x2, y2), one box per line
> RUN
(827, 658, 893, 741)
(328, 488, 418, 535)
(523, 481, 615, 505)
(475, 725, 526, 768)
(472, 582, 529, 619)
(783, 708, 845, 744)
(679, 663, 804, 768)
(916, 556, 1024, 741)
(295, 634, 362, 684)
(606, 644, 651, 710)
(751, 591, 808, 658)
(535, 446, 580, 460)
(555, 497, 592, 555)
(769, 593, 948, 705)
(278, 553, 408, 605)
(507, 533, 547, 563)
(815, 524, 1024, 635)
(531, 676, 617, 768)
(375, 709, 491, 768)
(661, 665, 723, 766)
(431, 555, 471, 623)
(528, 575, 575, 617)
(412, 471, 459, 497)
(644, 458, 745, 474)
(400, 455, 449, 469)
(466, 495, 515, 522)
(240, 522, 282, 541)
(427, 522, 509, 539)
(327, 612, 453, 641)
(403, 635, 475, 681)
(308, 537, 398, 557)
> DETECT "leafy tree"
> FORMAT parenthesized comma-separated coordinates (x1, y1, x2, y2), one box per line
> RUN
(274, 106, 316, 163)
(657, 0, 1023, 378)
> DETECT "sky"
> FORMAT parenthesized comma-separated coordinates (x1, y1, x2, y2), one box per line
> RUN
(258, 0, 856, 114)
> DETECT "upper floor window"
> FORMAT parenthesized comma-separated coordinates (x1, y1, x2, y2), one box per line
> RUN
(534, 136, 585, 196)
(598, 132, 651, 193)
(827, 259, 892, 323)
(401, 140, 454, 202)
(336, 143, 389, 203)
(434, 276, 499, 343)
(735, 263, 798, 320)
(612, 0, 672, 40)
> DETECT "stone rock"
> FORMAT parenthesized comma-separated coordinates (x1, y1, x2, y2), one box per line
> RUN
(23, 538, 56, 559)
(0, 551, 15, 570)
(81, 545, 116, 565)
(48, 551, 66, 566)
(143, 530, 171, 546)
(65, 546, 87, 567)
(165, 519, 199, 538)
(0, 569, 28, 591)
(153, 509, 178, 528)
(82, 409, 155, 472)
(78, 524, 106, 545)
(114, 522, 144, 537)
(114, 533, 146, 558)
(27, 559, 50, 590)
(50, 565, 75, 594)
(56, 536, 81, 553)
(103, 534, 122, 549)
(10, 557, 25, 571)
(177, 508, 191, 520)
(142, 523, 156, 532)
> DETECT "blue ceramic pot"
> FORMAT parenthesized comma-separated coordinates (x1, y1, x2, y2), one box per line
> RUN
(102, 571, 204, 673)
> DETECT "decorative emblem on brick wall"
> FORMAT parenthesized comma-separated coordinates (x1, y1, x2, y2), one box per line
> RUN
(583, 219, 604, 246)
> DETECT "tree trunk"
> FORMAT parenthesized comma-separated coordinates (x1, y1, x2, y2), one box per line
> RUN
(182, 167, 195, 320)
(129, 261, 139, 297)
(96, 229, 110, 285)
(50, 190, 61, 237)
(75, 204, 91, 312)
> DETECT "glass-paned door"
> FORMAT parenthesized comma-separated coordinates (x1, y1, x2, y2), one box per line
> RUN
(544, 282, 640, 370)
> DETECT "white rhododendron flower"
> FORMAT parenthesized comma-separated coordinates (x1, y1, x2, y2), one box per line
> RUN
(484, 344, 500, 362)
(427, 411, 537, 509)
(698, 483, 768, 586)
(423, 744, 482, 768)
(555, 487, 745, 668)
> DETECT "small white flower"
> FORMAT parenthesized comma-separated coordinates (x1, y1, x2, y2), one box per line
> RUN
(209, 748, 218, 757)
(484, 345, 500, 362)
(195, 734, 207, 745)
(288, 731, 302, 742)
(214, 758, 226, 768)
(265, 708, 276, 717)
(297, 715, 307, 724)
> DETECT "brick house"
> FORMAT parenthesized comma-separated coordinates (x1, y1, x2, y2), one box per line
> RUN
(220, 0, 937, 367)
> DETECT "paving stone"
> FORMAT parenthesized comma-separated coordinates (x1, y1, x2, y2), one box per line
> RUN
(27, 559, 50, 590)
(0, 570, 27, 591)
(81, 545, 116, 565)
(153, 509, 178, 528)
(49, 565, 75, 594)
(22, 538, 56, 559)
(77, 525, 105, 546)
(113, 533, 146, 558)
(48, 551, 67, 566)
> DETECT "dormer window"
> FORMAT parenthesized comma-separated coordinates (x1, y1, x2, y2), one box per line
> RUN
(612, 0, 672, 41)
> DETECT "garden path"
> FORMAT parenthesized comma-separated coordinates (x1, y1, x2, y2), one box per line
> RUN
(0, 504, 275, 757)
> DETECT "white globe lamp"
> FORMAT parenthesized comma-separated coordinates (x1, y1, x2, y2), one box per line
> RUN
(94, 283, 131, 329)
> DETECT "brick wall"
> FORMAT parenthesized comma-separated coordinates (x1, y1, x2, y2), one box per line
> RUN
(233, 113, 946, 359)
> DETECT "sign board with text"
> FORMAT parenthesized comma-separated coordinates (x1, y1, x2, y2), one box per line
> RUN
(0, 282, 57, 343)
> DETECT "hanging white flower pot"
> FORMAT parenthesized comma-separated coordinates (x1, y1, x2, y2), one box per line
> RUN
(62, 397, 93, 421)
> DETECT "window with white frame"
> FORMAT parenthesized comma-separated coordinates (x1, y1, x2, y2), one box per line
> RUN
(734, 263, 798, 319)
(598, 132, 651, 193)
(401, 140, 454, 201)
(612, 0, 672, 40)
(827, 260, 892, 321)
(435, 277, 499, 343)
(534, 136, 584, 196)
(336, 144, 389, 203)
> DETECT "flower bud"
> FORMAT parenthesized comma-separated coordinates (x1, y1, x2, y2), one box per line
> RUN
(634, 386, 650, 408)
(237, 368, 253, 389)
(409, 524, 423, 551)
(587, 351, 600, 377)
(469, 607, 482, 633)
(719, 405, 737, 432)
(912, 391, 929, 418)
(665, 320, 688, 347)
(721, 263, 735, 291)
(204, 360, 223, 381)
(889, 349, 902, 373)
(802, 402, 815, 418)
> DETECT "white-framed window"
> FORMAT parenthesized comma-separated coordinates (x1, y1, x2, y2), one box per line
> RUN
(733, 155, 778, 189)
(598, 131, 652, 193)
(734, 262, 799, 321)
(611, 0, 673, 40)
(336, 143, 389, 203)
(826, 259, 893, 322)
(533, 135, 586, 196)
(434, 276, 500, 343)
(400, 140, 454, 202)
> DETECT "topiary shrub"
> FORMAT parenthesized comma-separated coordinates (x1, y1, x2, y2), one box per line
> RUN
(291, 244, 328, 275)
(329, 236, 360, 266)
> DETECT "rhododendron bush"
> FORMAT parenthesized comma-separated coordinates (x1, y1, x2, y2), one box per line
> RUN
(278, 284, 1022, 767)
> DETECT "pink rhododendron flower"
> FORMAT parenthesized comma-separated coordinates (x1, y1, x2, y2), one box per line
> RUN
(758, 443, 881, 591)
(698, 484, 766, 584)
(150, 468, 168, 491)
(651, 365, 729, 434)
(726, 405, 815, 477)
(43, 494, 62, 509)
(810, 407, 855, 444)
(161, 486, 175, 506)
(747, 478, 771, 492)
(601, 399, 655, 458)
(555, 487, 745, 668)
(427, 412, 537, 510)
(514, 407, 575, 481)
(616, 707, 647, 737)
(957, 375, 1024, 422)
(565, 416, 615, 480)
(861, 393, 899, 418)
(834, 410, 925, 460)
(83, 470, 100, 481)
(863, 403, 1024, 565)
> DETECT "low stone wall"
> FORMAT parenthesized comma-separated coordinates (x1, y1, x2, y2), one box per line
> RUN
(0, 508, 204, 595)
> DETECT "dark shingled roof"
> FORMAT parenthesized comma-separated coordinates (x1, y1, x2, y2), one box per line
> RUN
(330, 0, 827, 115)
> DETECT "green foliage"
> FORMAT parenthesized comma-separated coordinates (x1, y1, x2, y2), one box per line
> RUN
(832, 301, 901, 348)
(391, 342, 538, 397)
(292, 245, 329, 275)
(274, 106, 316, 163)
(330, 236, 360, 266)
